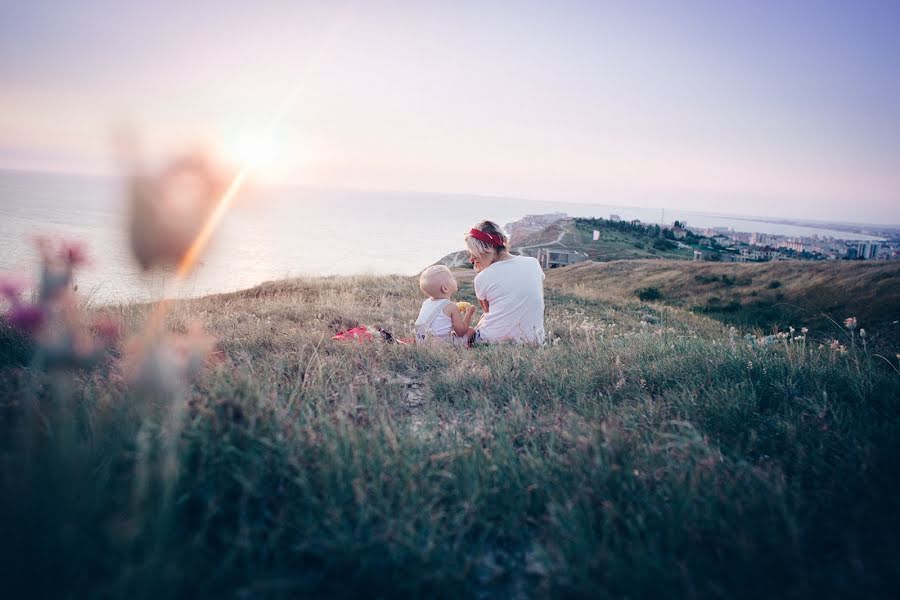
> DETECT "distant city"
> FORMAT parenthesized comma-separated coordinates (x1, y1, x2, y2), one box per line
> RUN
(490, 212, 900, 271)
(593, 214, 894, 263)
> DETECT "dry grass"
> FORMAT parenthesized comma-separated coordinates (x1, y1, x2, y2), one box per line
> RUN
(548, 259, 900, 344)
(1, 270, 899, 598)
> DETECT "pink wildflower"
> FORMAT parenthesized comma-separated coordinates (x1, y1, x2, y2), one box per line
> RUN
(7, 304, 46, 334)
(0, 274, 29, 301)
(843, 317, 857, 330)
(59, 240, 89, 267)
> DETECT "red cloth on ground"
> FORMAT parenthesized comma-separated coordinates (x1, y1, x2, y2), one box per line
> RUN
(333, 326, 375, 343)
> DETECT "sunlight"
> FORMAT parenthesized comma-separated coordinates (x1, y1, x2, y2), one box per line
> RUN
(224, 128, 281, 175)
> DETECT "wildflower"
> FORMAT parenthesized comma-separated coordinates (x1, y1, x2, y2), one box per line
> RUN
(859, 328, 866, 338)
(128, 154, 229, 271)
(844, 317, 857, 330)
(59, 240, 89, 267)
(801, 327, 809, 334)
(0, 273, 29, 301)
(39, 263, 72, 301)
(789, 326, 795, 334)
(829, 339, 848, 354)
(7, 304, 46, 334)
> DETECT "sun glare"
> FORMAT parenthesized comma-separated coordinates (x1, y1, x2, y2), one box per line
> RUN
(225, 128, 282, 175)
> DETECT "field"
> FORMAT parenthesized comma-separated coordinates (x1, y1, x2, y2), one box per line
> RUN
(548, 259, 900, 347)
(1, 266, 899, 598)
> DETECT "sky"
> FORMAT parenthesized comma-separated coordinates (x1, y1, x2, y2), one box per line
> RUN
(1, 0, 899, 224)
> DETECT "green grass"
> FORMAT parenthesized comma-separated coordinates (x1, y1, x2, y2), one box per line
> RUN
(571, 219, 695, 261)
(1, 273, 899, 598)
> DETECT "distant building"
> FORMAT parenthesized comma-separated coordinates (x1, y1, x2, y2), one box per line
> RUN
(712, 235, 731, 246)
(749, 232, 771, 246)
(778, 240, 804, 253)
(741, 248, 778, 261)
(846, 242, 879, 259)
(671, 225, 688, 240)
(537, 247, 589, 269)
(609, 214, 621, 222)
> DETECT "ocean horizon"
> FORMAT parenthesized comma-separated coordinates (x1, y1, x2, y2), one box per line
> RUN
(0, 169, 885, 303)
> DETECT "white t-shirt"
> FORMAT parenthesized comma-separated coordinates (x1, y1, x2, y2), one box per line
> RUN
(414, 298, 453, 342)
(473, 255, 545, 344)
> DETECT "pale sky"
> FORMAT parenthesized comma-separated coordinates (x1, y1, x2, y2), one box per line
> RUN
(1, 0, 899, 224)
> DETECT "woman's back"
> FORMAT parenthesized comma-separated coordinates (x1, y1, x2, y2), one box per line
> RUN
(473, 255, 545, 344)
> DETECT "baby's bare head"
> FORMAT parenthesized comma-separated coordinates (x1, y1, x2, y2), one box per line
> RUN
(419, 265, 458, 298)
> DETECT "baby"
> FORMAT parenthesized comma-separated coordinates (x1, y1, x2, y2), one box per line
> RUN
(415, 265, 476, 345)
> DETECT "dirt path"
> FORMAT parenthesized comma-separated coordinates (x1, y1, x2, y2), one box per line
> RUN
(514, 221, 571, 255)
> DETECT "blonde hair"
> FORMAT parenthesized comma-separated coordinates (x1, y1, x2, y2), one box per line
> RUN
(464, 220, 509, 257)
(419, 264, 453, 297)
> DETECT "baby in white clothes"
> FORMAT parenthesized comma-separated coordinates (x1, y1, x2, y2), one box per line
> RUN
(414, 265, 476, 345)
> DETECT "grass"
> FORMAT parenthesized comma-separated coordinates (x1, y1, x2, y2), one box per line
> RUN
(548, 259, 900, 348)
(506, 218, 694, 262)
(1, 271, 899, 598)
(571, 218, 696, 261)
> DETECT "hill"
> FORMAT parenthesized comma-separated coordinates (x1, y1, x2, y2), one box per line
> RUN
(1, 270, 899, 597)
(437, 215, 695, 267)
(546, 259, 900, 346)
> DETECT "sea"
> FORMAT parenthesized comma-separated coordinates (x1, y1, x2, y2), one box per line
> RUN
(0, 169, 884, 304)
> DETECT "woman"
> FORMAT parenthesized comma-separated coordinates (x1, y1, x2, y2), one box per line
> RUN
(465, 220, 545, 345)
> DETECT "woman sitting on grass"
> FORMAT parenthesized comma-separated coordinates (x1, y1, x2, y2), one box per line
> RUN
(466, 220, 545, 345)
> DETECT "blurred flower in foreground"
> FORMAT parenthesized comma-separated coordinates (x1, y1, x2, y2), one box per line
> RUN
(122, 323, 215, 396)
(128, 154, 229, 271)
(0, 273, 29, 301)
(8, 304, 46, 334)
(1, 238, 120, 369)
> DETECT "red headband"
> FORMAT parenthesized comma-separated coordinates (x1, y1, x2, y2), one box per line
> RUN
(469, 228, 505, 247)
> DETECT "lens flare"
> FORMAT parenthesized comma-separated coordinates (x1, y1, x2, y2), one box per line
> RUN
(226, 129, 281, 171)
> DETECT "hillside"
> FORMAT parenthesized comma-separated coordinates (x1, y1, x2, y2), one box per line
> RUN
(546, 259, 900, 346)
(508, 217, 694, 261)
(437, 214, 696, 267)
(2, 270, 899, 597)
